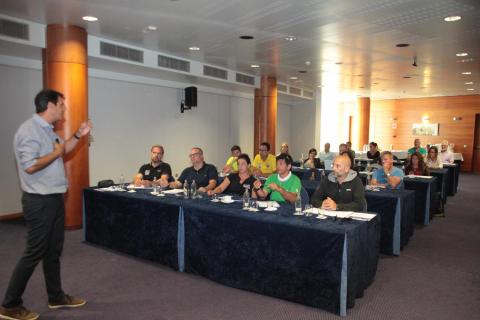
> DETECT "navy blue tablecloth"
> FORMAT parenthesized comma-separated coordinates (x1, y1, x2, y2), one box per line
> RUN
(83, 187, 380, 316)
(403, 177, 438, 225)
(443, 164, 459, 196)
(301, 180, 415, 255)
(429, 168, 449, 204)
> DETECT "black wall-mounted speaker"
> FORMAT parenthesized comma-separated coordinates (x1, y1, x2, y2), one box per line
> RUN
(185, 86, 197, 107)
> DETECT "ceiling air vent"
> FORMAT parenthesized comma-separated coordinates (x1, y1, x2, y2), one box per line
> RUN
(277, 84, 287, 92)
(158, 55, 190, 72)
(203, 65, 228, 79)
(303, 89, 314, 98)
(236, 73, 255, 85)
(100, 41, 144, 63)
(0, 18, 29, 40)
(289, 86, 302, 95)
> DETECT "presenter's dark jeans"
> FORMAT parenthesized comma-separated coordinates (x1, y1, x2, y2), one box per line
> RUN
(2, 192, 65, 308)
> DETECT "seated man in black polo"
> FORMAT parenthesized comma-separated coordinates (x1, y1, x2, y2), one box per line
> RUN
(170, 147, 218, 193)
(134, 145, 172, 187)
(311, 154, 366, 211)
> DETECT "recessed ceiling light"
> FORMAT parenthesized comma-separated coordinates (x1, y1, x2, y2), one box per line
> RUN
(298, 70, 307, 73)
(403, 76, 412, 79)
(239, 35, 254, 40)
(284, 36, 297, 41)
(305, 61, 311, 66)
(466, 88, 474, 91)
(465, 82, 474, 85)
(317, 85, 323, 88)
(396, 43, 410, 47)
(188, 46, 200, 51)
(444, 15, 461, 22)
(458, 58, 474, 63)
(147, 25, 157, 31)
(461, 72, 472, 75)
(250, 64, 260, 68)
(82, 16, 98, 22)
(456, 52, 468, 57)
(289, 76, 298, 80)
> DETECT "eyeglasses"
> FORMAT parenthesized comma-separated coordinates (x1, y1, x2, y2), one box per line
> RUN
(189, 153, 201, 158)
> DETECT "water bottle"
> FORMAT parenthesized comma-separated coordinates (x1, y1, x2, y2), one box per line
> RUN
(153, 178, 158, 194)
(191, 180, 197, 199)
(183, 180, 190, 199)
(295, 189, 302, 214)
(243, 187, 250, 209)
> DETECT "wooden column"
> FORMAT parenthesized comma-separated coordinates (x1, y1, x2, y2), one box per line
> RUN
(44, 25, 89, 229)
(254, 76, 277, 155)
(355, 97, 370, 150)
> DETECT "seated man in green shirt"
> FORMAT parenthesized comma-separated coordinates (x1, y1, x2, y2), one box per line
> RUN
(408, 138, 427, 157)
(253, 153, 301, 204)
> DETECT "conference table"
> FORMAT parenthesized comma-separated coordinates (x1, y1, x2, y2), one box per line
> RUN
(302, 180, 415, 255)
(83, 187, 380, 316)
(442, 163, 459, 196)
(403, 176, 438, 225)
(429, 168, 449, 204)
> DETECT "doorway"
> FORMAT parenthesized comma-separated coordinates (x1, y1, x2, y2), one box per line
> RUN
(473, 114, 480, 174)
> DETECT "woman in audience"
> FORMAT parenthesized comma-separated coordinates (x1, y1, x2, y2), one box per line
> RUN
(208, 154, 259, 196)
(405, 152, 429, 176)
(367, 142, 381, 164)
(426, 146, 443, 169)
(303, 148, 321, 169)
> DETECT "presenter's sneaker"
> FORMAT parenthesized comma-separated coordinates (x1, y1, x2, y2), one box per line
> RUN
(48, 294, 86, 309)
(0, 306, 39, 320)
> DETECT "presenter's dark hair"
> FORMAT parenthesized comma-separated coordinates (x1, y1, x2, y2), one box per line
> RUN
(34, 89, 65, 113)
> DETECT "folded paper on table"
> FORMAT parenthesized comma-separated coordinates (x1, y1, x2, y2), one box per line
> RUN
(257, 201, 280, 208)
(406, 175, 433, 179)
(162, 189, 185, 194)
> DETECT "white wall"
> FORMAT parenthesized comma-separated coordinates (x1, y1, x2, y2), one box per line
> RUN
(89, 77, 254, 183)
(276, 103, 291, 155)
(289, 100, 316, 160)
(0, 65, 42, 214)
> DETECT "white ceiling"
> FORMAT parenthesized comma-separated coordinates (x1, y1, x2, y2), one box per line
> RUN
(1, 0, 479, 100)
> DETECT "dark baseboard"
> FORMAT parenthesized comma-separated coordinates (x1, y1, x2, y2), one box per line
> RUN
(0, 212, 24, 221)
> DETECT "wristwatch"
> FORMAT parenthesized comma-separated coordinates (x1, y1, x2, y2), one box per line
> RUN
(386, 173, 391, 177)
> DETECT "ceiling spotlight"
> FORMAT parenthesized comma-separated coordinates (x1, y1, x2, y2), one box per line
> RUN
(188, 46, 200, 51)
(456, 52, 468, 57)
(412, 56, 417, 67)
(147, 25, 157, 31)
(305, 61, 311, 66)
(458, 58, 474, 63)
(461, 72, 472, 75)
(465, 82, 474, 85)
(82, 16, 98, 22)
(289, 76, 298, 80)
(317, 85, 323, 88)
(467, 88, 475, 91)
(284, 36, 297, 41)
(444, 15, 462, 22)
(250, 64, 260, 68)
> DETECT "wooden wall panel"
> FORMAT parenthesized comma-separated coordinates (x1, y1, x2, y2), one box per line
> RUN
(371, 95, 480, 171)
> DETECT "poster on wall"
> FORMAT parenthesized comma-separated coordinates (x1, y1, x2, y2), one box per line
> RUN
(412, 123, 439, 136)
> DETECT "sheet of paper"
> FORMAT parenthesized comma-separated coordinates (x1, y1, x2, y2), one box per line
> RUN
(257, 201, 280, 208)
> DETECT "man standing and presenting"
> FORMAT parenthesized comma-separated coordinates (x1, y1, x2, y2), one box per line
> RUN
(1, 90, 89, 320)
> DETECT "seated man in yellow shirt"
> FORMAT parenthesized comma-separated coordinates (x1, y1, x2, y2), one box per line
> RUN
(252, 142, 277, 178)
(222, 145, 242, 174)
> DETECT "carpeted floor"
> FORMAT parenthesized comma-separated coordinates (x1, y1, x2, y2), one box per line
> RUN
(1, 174, 479, 319)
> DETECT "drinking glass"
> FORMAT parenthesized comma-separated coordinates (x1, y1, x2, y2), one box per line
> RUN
(304, 204, 313, 216)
